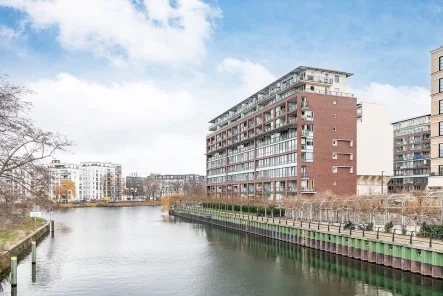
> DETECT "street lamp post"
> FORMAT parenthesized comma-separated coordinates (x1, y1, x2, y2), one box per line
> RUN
(381, 171, 385, 195)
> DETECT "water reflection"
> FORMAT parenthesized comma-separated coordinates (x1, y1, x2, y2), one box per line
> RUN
(0, 207, 442, 296)
(177, 217, 443, 296)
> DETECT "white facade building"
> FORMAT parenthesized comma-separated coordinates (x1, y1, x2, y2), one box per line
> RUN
(47, 160, 82, 201)
(47, 160, 123, 201)
(80, 162, 122, 200)
(356, 103, 393, 195)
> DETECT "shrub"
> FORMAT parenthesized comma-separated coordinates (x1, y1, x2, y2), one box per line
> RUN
(384, 221, 394, 233)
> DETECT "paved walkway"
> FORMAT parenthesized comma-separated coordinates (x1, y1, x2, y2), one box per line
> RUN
(183, 207, 443, 251)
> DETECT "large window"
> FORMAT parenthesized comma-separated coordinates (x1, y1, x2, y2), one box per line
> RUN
(440, 78, 443, 93)
(440, 56, 443, 71)
(440, 122, 443, 136)
(440, 143, 443, 158)
(440, 100, 443, 114)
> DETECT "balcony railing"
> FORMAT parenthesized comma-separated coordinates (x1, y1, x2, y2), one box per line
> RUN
(208, 87, 354, 133)
(301, 187, 316, 193)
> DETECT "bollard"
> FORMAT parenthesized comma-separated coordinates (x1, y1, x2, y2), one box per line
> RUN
(32, 241, 37, 264)
(51, 220, 55, 233)
(286, 218, 288, 225)
(339, 224, 341, 233)
(308, 220, 311, 229)
(392, 229, 395, 242)
(317, 222, 320, 230)
(410, 231, 413, 244)
(349, 227, 352, 236)
(429, 235, 433, 248)
(376, 227, 380, 239)
(362, 229, 365, 237)
(328, 222, 331, 232)
(11, 257, 17, 287)
(32, 264, 36, 283)
(300, 220, 303, 227)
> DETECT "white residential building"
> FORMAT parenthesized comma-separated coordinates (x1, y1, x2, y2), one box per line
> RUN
(47, 160, 82, 201)
(80, 162, 122, 200)
(47, 160, 123, 201)
(356, 102, 393, 195)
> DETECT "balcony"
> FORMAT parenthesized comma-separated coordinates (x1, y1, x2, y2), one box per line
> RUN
(301, 172, 309, 178)
(301, 187, 316, 193)
(301, 130, 314, 137)
(208, 88, 354, 134)
(275, 110, 286, 118)
(288, 187, 297, 193)
(275, 186, 286, 193)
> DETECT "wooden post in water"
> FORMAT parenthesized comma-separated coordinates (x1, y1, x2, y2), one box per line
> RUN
(32, 241, 37, 264)
(11, 257, 17, 287)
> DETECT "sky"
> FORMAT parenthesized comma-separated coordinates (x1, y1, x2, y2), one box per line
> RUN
(0, 0, 440, 176)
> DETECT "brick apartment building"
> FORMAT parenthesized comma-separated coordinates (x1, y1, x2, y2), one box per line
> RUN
(206, 66, 360, 199)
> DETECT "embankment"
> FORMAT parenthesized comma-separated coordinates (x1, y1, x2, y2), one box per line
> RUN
(0, 222, 50, 277)
(174, 208, 443, 279)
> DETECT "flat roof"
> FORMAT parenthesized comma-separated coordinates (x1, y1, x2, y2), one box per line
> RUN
(391, 114, 431, 124)
(209, 66, 353, 123)
(431, 45, 443, 54)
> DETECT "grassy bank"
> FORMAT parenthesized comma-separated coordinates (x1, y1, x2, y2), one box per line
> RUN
(56, 200, 161, 208)
(0, 216, 46, 251)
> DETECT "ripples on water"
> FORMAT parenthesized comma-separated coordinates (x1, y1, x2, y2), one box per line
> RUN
(1, 206, 442, 296)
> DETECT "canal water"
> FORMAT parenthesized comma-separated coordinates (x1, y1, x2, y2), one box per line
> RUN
(1, 206, 443, 296)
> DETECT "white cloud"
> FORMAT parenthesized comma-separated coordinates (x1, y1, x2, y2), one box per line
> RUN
(0, 25, 20, 40)
(0, 0, 221, 65)
(26, 73, 207, 175)
(218, 58, 275, 95)
(351, 83, 430, 122)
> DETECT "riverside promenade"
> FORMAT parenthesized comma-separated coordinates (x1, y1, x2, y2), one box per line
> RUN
(173, 206, 443, 279)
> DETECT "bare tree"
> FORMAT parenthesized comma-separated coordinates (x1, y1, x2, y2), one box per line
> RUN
(126, 172, 140, 200)
(184, 180, 206, 197)
(0, 74, 71, 225)
(170, 179, 183, 194)
(143, 177, 159, 201)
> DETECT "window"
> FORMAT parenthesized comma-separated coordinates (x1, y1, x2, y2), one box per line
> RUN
(332, 140, 337, 146)
(440, 56, 443, 71)
(332, 166, 337, 173)
(332, 153, 337, 159)
(333, 114, 336, 118)
(439, 165, 443, 176)
(440, 143, 443, 158)
(333, 100, 337, 105)
(335, 75, 339, 83)
(333, 127, 336, 132)
(333, 181, 336, 185)
(440, 100, 443, 114)
(440, 78, 443, 93)
(440, 122, 443, 136)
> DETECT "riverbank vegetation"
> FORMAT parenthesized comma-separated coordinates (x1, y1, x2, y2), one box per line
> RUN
(0, 216, 46, 251)
(0, 74, 71, 230)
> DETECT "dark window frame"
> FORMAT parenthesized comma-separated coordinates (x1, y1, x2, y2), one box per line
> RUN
(440, 122, 443, 136)
(440, 56, 443, 71)
(440, 78, 443, 93)
(440, 143, 443, 158)
(440, 100, 443, 114)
